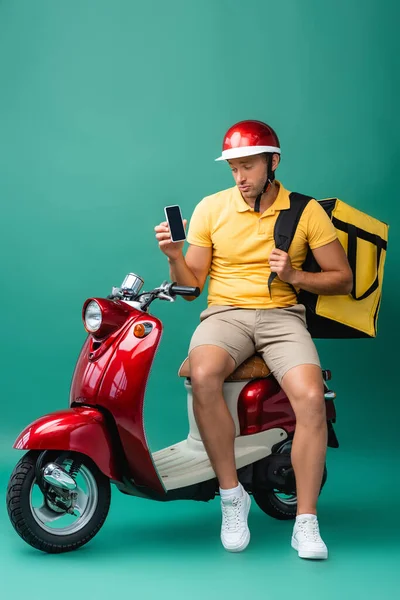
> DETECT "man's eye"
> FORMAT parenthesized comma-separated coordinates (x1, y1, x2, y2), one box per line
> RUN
(244, 165, 252, 170)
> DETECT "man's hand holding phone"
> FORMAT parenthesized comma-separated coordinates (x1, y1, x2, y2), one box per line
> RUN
(155, 205, 187, 261)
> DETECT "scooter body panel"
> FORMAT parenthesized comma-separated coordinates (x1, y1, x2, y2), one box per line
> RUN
(70, 302, 140, 404)
(152, 427, 288, 490)
(13, 407, 122, 481)
(70, 306, 166, 495)
(238, 376, 337, 436)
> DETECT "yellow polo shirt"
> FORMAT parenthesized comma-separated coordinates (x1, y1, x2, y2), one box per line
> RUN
(186, 181, 338, 309)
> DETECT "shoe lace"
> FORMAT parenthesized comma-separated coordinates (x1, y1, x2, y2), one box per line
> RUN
(297, 519, 321, 542)
(222, 497, 242, 532)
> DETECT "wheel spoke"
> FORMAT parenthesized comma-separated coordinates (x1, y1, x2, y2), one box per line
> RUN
(33, 504, 66, 525)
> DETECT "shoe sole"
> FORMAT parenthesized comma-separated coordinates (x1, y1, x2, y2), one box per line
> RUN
(291, 537, 328, 560)
(222, 493, 251, 553)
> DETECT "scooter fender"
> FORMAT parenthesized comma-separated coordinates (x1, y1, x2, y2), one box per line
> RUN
(13, 407, 122, 481)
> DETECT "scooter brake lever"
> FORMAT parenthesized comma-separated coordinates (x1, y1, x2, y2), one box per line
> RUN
(158, 292, 175, 302)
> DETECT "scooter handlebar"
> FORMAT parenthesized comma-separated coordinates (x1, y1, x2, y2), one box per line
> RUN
(170, 284, 200, 298)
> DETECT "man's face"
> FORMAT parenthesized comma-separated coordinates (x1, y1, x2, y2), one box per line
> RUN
(228, 154, 269, 199)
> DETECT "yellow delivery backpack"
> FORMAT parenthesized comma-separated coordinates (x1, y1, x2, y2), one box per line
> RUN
(270, 193, 389, 338)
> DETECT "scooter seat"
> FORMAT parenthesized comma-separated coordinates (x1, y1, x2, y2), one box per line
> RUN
(178, 353, 271, 381)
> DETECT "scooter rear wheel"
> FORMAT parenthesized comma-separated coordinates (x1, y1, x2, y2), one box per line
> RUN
(6, 450, 111, 553)
(253, 467, 328, 521)
(252, 439, 328, 520)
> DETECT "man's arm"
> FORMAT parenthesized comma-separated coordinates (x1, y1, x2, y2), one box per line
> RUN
(269, 239, 353, 296)
(168, 245, 212, 301)
(155, 213, 212, 301)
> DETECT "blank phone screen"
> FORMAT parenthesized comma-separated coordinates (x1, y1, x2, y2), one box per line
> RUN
(165, 205, 186, 242)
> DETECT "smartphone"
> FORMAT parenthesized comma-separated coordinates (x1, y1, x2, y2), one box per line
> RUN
(164, 205, 186, 243)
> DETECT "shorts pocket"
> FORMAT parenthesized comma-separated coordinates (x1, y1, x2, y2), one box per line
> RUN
(283, 303, 307, 322)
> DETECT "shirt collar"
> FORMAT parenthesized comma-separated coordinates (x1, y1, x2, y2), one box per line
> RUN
(233, 180, 291, 214)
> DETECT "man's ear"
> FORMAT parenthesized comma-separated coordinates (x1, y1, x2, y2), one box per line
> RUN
(272, 153, 280, 171)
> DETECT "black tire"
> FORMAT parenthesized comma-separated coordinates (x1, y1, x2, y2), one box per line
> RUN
(253, 467, 328, 520)
(6, 450, 111, 553)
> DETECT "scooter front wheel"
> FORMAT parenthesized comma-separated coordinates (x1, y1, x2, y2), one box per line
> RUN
(6, 450, 111, 553)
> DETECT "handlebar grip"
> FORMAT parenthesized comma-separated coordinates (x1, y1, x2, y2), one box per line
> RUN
(170, 284, 200, 297)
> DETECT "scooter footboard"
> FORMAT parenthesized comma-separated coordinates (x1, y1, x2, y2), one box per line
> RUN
(13, 407, 122, 481)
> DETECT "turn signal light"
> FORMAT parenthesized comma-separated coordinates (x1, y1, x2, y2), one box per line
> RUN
(134, 322, 153, 338)
(134, 324, 146, 338)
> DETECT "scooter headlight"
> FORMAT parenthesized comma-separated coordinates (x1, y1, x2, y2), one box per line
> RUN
(84, 300, 102, 333)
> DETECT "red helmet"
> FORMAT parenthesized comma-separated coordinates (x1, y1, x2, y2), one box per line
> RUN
(215, 120, 281, 162)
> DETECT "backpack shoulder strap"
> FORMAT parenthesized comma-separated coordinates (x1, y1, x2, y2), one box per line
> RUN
(268, 192, 313, 297)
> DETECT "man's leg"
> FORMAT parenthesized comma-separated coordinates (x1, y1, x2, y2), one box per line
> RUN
(188, 308, 255, 488)
(189, 344, 237, 489)
(280, 364, 328, 559)
(255, 305, 328, 559)
(279, 364, 327, 517)
(189, 343, 253, 552)
(188, 309, 255, 552)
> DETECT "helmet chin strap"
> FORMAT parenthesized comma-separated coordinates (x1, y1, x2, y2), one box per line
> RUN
(254, 153, 274, 213)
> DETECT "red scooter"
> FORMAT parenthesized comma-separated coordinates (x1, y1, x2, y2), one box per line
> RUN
(6, 273, 339, 554)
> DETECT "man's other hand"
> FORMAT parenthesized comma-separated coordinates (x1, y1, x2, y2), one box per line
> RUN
(269, 248, 295, 284)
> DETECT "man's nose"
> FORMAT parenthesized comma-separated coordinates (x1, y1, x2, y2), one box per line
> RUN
(236, 170, 246, 183)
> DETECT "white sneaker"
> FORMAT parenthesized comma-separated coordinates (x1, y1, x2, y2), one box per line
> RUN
(291, 516, 328, 559)
(220, 489, 251, 552)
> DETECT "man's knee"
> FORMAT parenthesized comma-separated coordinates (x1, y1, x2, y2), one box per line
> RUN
(292, 387, 326, 426)
(281, 365, 326, 426)
(190, 362, 226, 395)
(189, 346, 234, 400)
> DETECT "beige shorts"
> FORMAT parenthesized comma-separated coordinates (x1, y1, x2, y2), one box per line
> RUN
(189, 304, 320, 385)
